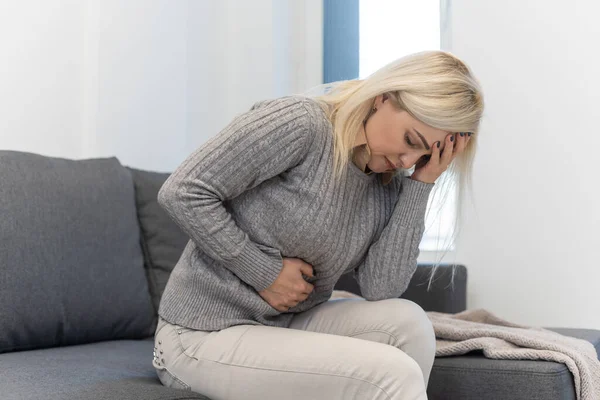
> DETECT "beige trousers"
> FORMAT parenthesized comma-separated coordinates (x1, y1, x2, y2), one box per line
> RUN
(153, 298, 436, 400)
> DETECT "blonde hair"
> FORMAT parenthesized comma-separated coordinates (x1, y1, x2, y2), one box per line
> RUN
(306, 50, 485, 290)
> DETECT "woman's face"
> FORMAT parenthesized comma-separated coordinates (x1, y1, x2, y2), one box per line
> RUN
(359, 95, 452, 173)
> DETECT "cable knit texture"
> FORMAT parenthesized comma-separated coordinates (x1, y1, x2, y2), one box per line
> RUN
(157, 95, 434, 331)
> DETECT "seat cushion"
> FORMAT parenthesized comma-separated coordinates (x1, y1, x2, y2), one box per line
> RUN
(2, 328, 598, 400)
(0, 151, 155, 354)
(0, 339, 210, 400)
(427, 328, 600, 400)
(127, 167, 189, 314)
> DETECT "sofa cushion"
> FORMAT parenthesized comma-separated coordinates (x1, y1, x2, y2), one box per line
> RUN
(334, 264, 467, 313)
(0, 339, 210, 400)
(127, 167, 189, 313)
(2, 329, 597, 400)
(0, 151, 155, 354)
(427, 328, 600, 400)
(429, 354, 577, 400)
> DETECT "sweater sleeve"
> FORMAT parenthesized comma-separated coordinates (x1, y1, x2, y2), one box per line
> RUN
(157, 97, 314, 292)
(353, 176, 435, 301)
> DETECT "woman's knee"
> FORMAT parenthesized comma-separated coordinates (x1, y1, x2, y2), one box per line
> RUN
(377, 298, 433, 330)
(377, 299, 436, 352)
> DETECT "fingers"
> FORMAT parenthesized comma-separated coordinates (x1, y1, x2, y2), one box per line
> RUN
(270, 295, 302, 312)
(293, 279, 314, 295)
(454, 131, 471, 154)
(297, 262, 315, 293)
(441, 133, 455, 164)
(440, 131, 472, 166)
(431, 132, 471, 167)
(284, 281, 313, 310)
(430, 140, 441, 164)
(276, 304, 290, 312)
(280, 295, 305, 312)
(298, 262, 314, 278)
(294, 291, 310, 304)
(268, 258, 316, 311)
(302, 281, 314, 294)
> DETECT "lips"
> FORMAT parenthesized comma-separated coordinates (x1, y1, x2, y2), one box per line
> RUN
(385, 158, 396, 170)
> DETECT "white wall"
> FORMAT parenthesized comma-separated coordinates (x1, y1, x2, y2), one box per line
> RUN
(0, 1, 84, 158)
(0, 0, 323, 172)
(449, 0, 600, 328)
(86, 0, 189, 171)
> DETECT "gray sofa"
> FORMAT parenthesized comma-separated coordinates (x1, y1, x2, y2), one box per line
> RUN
(0, 150, 598, 400)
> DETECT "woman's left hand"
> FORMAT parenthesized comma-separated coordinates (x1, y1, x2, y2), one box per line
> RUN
(410, 132, 471, 184)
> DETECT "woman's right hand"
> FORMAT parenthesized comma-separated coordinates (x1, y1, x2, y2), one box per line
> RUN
(258, 258, 315, 312)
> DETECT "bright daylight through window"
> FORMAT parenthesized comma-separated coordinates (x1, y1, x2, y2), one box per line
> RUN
(359, 0, 456, 252)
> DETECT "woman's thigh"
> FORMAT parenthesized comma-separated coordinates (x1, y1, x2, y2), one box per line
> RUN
(154, 317, 426, 400)
(289, 298, 436, 385)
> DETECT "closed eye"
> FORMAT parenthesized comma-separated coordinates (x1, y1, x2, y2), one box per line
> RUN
(405, 133, 417, 148)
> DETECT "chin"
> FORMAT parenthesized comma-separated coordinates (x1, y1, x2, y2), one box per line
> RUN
(368, 164, 391, 173)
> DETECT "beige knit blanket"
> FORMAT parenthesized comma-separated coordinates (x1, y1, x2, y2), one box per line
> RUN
(330, 291, 600, 400)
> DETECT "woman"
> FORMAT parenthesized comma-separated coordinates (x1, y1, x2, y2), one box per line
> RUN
(153, 50, 484, 400)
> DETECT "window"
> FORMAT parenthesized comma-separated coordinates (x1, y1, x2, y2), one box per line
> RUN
(359, 1, 441, 78)
(324, 0, 455, 252)
(360, 0, 455, 252)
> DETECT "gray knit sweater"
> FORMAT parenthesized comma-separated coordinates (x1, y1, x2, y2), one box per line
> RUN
(157, 95, 434, 331)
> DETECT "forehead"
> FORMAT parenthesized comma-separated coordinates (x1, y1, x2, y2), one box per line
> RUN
(396, 110, 449, 138)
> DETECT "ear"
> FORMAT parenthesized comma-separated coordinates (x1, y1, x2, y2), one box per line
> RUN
(374, 93, 389, 108)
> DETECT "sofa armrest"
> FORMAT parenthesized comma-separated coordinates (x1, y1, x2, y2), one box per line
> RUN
(333, 264, 467, 313)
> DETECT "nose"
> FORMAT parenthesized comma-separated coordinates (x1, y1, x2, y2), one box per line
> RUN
(398, 154, 422, 169)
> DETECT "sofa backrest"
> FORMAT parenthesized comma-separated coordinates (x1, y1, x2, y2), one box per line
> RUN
(0, 151, 156, 354)
(127, 167, 189, 314)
